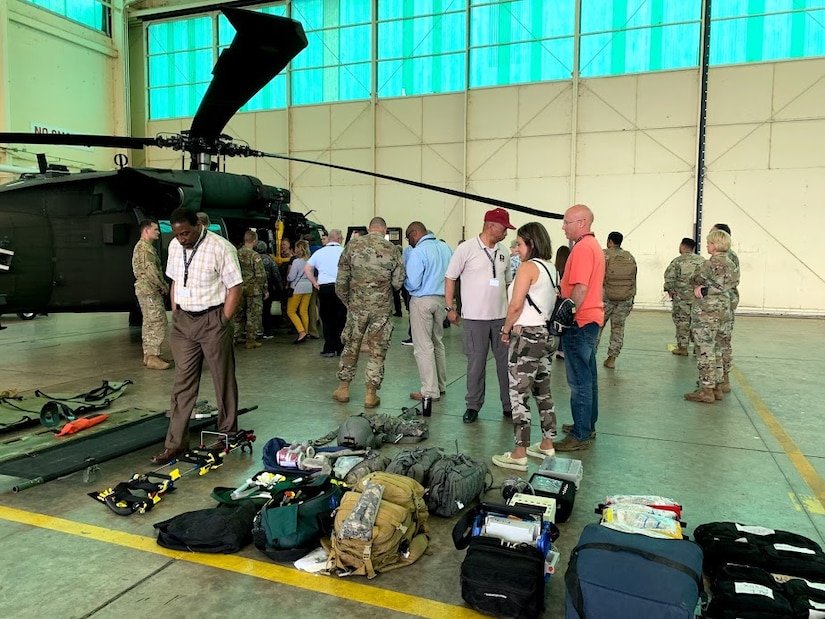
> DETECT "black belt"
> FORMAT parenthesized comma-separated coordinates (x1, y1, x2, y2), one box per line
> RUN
(319, 282, 336, 288)
(181, 304, 222, 317)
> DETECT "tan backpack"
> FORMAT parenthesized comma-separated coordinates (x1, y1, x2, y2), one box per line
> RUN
(604, 249, 637, 301)
(324, 472, 429, 579)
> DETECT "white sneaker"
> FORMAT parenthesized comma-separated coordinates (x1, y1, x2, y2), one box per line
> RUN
(491, 452, 528, 472)
(526, 443, 555, 460)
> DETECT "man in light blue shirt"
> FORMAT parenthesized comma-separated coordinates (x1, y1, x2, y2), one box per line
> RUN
(404, 221, 453, 401)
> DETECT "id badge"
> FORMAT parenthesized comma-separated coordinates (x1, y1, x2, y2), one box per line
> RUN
(177, 287, 191, 299)
(489, 279, 499, 288)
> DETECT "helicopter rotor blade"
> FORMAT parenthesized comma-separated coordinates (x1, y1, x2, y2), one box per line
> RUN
(259, 152, 563, 220)
(0, 132, 156, 150)
(188, 9, 308, 143)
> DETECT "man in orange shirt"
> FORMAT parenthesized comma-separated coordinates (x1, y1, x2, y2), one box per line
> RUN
(554, 204, 605, 452)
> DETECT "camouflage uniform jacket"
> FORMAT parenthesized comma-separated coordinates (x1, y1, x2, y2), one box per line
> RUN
(691, 251, 739, 312)
(728, 248, 740, 310)
(238, 246, 266, 296)
(664, 252, 705, 302)
(132, 238, 168, 296)
(336, 232, 405, 314)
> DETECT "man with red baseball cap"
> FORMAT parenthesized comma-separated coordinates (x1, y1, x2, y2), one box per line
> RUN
(445, 208, 515, 423)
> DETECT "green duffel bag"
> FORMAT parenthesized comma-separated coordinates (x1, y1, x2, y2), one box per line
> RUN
(252, 474, 344, 562)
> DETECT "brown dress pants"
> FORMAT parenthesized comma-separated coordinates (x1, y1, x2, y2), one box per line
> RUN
(165, 306, 238, 450)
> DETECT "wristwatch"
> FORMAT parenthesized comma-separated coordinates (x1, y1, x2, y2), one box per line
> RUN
(445, 306, 455, 312)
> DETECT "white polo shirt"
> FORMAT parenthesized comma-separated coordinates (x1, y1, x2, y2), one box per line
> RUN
(445, 235, 511, 320)
(306, 242, 343, 285)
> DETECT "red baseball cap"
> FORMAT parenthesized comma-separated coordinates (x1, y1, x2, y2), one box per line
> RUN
(484, 208, 515, 230)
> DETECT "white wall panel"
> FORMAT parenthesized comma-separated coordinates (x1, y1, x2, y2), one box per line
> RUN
(375, 144, 422, 179)
(376, 99, 423, 146)
(517, 82, 572, 137)
(578, 76, 637, 132)
(467, 88, 519, 139)
(467, 139, 517, 180)
(577, 132, 636, 176)
(422, 94, 464, 144)
(290, 106, 331, 151)
(421, 142, 464, 183)
(770, 120, 825, 169)
(329, 147, 373, 186)
(330, 102, 373, 149)
(773, 58, 825, 120)
(637, 71, 698, 128)
(634, 128, 696, 174)
(706, 65, 773, 125)
(517, 135, 571, 179)
(705, 124, 771, 171)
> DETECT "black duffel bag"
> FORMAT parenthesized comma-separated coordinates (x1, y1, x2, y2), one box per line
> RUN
(154, 502, 257, 553)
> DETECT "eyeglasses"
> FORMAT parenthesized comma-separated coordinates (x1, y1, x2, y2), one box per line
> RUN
(562, 219, 584, 226)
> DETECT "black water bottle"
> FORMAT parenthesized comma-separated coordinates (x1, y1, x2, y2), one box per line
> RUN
(422, 396, 432, 417)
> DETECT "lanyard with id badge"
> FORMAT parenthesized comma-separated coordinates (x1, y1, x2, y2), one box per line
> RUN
(479, 239, 500, 288)
(177, 228, 207, 299)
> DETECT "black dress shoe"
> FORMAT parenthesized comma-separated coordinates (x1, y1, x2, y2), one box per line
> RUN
(319, 351, 336, 358)
(150, 447, 186, 465)
(463, 409, 479, 423)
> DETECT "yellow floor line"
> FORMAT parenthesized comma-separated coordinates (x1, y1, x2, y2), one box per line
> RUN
(733, 367, 825, 513)
(0, 505, 480, 618)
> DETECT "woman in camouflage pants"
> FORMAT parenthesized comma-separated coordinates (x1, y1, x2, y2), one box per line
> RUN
(492, 222, 559, 472)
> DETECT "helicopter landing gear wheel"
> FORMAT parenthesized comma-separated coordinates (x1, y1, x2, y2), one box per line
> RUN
(18, 312, 36, 320)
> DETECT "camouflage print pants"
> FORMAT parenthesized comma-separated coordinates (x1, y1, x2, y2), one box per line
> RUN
(137, 291, 167, 356)
(596, 298, 633, 357)
(691, 299, 727, 388)
(235, 293, 263, 341)
(671, 297, 694, 349)
(718, 309, 734, 375)
(337, 311, 394, 387)
(507, 326, 555, 448)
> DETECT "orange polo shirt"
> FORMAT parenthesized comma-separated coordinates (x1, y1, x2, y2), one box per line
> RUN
(560, 234, 605, 327)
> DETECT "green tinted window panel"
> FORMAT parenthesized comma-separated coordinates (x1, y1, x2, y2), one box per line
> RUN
(711, 7, 825, 63)
(470, 39, 574, 87)
(471, 0, 574, 44)
(218, 5, 288, 46)
(581, 0, 701, 32)
(292, 24, 372, 68)
(149, 83, 210, 120)
(580, 23, 700, 77)
(148, 50, 214, 87)
(380, 0, 468, 21)
(378, 12, 466, 58)
(242, 76, 288, 112)
(293, 0, 371, 27)
(148, 18, 212, 55)
(377, 53, 466, 97)
(291, 63, 371, 105)
(25, 0, 108, 33)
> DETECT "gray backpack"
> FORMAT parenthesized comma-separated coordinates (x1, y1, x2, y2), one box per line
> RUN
(385, 447, 444, 485)
(339, 452, 391, 486)
(426, 453, 492, 517)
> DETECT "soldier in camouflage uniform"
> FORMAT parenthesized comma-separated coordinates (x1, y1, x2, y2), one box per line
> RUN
(235, 230, 268, 349)
(132, 220, 170, 370)
(333, 217, 405, 409)
(684, 229, 740, 403)
(664, 237, 705, 355)
(598, 231, 637, 369)
(712, 224, 740, 392)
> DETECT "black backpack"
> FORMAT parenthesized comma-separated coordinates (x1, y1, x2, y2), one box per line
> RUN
(154, 502, 257, 553)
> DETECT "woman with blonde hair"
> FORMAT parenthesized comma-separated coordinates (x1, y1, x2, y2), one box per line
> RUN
(286, 240, 313, 344)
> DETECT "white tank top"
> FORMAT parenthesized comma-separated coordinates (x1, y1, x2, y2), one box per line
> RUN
(508, 259, 559, 327)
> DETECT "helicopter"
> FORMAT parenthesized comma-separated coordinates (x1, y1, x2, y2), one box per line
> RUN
(0, 7, 559, 319)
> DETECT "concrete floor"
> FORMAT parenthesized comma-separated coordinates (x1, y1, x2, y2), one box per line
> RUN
(0, 309, 823, 618)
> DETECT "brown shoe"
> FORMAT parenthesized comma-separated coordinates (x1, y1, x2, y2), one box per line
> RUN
(409, 392, 440, 401)
(713, 386, 724, 400)
(684, 388, 715, 403)
(603, 356, 616, 369)
(554, 434, 591, 452)
(145, 355, 171, 370)
(672, 347, 689, 356)
(246, 340, 262, 349)
(561, 423, 596, 440)
(150, 447, 187, 465)
(142, 354, 148, 366)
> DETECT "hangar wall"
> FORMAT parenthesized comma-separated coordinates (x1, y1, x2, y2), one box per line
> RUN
(145, 59, 825, 315)
(0, 0, 127, 179)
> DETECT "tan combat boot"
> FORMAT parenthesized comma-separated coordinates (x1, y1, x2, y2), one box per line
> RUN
(143, 354, 149, 366)
(145, 355, 171, 370)
(332, 381, 350, 403)
(672, 347, 689, 356)
(713, 385, 724, 400)
(364, 384, 381, 409)
(719, 373, 731, 393)
(246, 340, 262, 349)
(603, 356, 616, 369)
(684, 388, 714, 403)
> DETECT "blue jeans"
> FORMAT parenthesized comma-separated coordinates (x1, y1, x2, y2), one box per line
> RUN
(564, 321, 599, 441)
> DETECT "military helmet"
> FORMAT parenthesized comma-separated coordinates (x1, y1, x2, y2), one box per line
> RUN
(337, 415, 378, 449)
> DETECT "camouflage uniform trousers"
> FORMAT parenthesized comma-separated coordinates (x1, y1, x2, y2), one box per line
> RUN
(671, 297, 694, 349)
(337, 311, 394, 388)
(691, 298, 728, 388)
(596, 298, 634, 357)
(718, 309, 734, 375)
(507, 326, 556, 448)
(136, 290, 167, 356)
(235, 293, 263, 341)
